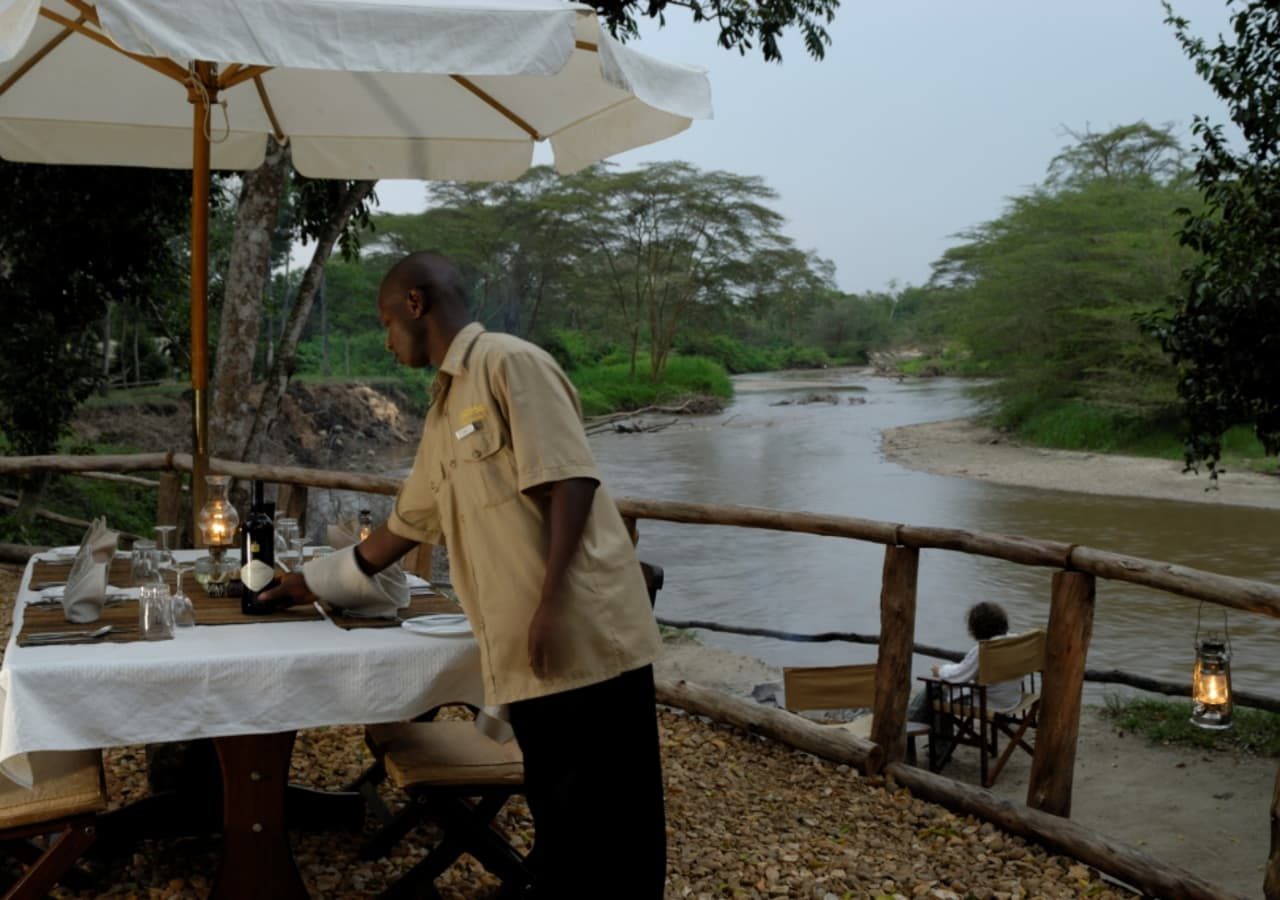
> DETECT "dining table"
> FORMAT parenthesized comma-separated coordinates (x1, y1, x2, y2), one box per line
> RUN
(0, 547, 487, 898)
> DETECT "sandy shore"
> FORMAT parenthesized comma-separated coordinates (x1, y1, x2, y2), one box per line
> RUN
(658, 639, 1276, 899)
(881, 417, 1280, 510)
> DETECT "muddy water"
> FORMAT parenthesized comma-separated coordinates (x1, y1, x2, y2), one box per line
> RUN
(590, 369, 1280, 701)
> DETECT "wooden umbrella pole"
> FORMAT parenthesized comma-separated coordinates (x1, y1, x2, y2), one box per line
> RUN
(188, 61, 216, 540)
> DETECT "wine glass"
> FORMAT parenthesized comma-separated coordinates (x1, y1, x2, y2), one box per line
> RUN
(276, 516, 299, 565)
(170, 562, 197, 627)
(288, 536, 308, 568)
(153, 524, 177, 582)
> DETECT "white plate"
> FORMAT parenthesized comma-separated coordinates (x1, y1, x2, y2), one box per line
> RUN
(402, 614, 472, 637)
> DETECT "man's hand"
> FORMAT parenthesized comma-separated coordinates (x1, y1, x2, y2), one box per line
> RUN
(528, 600, 557, 679)
(258, 572, 318, 608)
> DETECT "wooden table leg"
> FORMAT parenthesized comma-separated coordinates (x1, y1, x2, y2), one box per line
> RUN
(212, 731, 308, 900)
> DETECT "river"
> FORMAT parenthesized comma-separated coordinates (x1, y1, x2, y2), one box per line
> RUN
(589, 369, 1280, 701)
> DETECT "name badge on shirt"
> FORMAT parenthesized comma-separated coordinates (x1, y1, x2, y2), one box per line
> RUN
(455, 423, 477, 440)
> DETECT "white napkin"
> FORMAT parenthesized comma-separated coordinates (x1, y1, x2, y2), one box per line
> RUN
(62, 517, 119, 623)
(401, 613, 472, 636)
(301, 545, 408, 619)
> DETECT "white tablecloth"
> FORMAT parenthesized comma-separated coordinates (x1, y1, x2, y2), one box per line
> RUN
(0, 549, 485, 787)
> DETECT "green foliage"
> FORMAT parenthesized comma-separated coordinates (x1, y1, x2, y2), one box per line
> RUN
(770, 344, 831, 369)
(1101, 694, 1280, 757)
(675, 334, 774, 374)
(807, 292, 895, 363)
(541, 330, 614, 372)
(1147, 2, 1280, 475)
(571, 356, 732, 417)
(583, 0, 838, 63)
(0, 161, 190, 455)
(932, 123, 1197, 431)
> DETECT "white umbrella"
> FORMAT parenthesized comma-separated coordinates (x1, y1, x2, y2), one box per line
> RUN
(0, 0, 711, 500)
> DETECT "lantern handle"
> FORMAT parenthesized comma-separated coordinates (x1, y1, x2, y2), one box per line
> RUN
(1194, 601, 1231, 654)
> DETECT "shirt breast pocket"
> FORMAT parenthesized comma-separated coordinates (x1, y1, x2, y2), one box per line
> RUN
(460, 427, 518, 508)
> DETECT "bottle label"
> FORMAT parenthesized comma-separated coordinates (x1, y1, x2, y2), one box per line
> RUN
(241, 558, 275, 592)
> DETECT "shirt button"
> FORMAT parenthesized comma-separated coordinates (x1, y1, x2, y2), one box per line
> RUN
(471, 449, 481, 459)
(449, 460, 457, 469)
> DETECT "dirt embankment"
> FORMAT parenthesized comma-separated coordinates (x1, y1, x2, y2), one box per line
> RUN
(72, 381, 424, 470)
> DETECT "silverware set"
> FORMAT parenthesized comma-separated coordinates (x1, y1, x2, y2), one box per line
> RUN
(21, 625, 115, 646)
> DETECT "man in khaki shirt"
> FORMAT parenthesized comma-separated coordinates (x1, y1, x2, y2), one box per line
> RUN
(265, 251, 666, 898)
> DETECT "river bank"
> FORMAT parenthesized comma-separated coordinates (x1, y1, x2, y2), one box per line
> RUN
(881, 416, 1280, 511)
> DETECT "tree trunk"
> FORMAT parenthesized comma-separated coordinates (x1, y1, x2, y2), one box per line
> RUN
(132, 320, 140, 384)
(242, 180, 377, 463)
(209, 136, 292, 460)
(99, 304, 112, 394)
(319, 276, 330, 376)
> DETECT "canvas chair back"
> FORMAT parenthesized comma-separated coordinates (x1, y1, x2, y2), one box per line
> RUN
(977, 629, 1047, 686)
(783, 663, 877, 712)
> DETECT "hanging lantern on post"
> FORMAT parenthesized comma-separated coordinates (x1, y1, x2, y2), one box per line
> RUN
(1191, 605, 1233, 731)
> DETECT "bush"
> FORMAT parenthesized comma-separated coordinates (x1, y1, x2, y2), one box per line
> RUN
(539, 330, 613, 372)
(770, 345, 831, 370)
(675, 334, 773, 374)
(570, 354, 731, 416)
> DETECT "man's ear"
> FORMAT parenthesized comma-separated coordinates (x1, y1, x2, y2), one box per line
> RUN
(406, 287, 428, 318)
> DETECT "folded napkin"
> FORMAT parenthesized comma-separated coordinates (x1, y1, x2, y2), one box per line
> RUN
(401, 613, 472, 636)
(301, 545, 408, 619)
(62, 517, 120, 623)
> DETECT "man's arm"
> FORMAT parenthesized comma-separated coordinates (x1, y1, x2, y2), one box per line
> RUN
(527, 477, 597, 678)
(260, 524, 420, 607)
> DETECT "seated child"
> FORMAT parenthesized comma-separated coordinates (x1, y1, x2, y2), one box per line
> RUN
(910, 601, 1023, 721)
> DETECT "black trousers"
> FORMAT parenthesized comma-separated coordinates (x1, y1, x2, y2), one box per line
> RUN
(508, 664, 666, 899)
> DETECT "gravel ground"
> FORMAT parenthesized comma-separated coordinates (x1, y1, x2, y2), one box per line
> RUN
(0, 565, 1133, 899)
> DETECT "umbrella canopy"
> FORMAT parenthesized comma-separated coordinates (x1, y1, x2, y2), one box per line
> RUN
(0, 0, 712, 178)
(0, 0, 710, 521)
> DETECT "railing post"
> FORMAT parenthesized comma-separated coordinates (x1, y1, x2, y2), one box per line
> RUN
(1027, 570, 1095, 817)
(872, 545, 918, 770)
(1267, 766, 1280, 899)
(156, 472, 182, 529)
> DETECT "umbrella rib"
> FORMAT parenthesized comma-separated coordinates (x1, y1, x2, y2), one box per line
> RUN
(221, 65, 272, 91)
(450, 75, 540, 140)
(38, 7, 188, 85)
(62, 0, 100, 25)
(252, 74, 286, 142)
(0, 15, 85, 99)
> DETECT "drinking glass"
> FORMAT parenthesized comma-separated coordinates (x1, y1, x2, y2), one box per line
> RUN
(139, 582, 174, 640)
(276, 517, 299, 566)
(130, 539, 161, 584)
(170, 563, 196, 627)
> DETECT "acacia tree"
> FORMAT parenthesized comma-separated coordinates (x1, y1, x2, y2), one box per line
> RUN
(570, 162, 789, 381)
(1149, 1, 1280, 474)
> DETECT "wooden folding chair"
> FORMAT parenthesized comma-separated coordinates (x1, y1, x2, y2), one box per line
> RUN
(782, 663, 928, 764)
(0, 750, 107, 899)
(360, 714, 530, 900)
(920, 628, 1046, 788)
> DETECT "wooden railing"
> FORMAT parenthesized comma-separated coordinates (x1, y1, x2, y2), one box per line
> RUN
(1, 452, 1276, 899)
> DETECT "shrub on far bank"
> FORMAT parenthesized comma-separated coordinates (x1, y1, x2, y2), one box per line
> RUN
(571, 355, 731, 417)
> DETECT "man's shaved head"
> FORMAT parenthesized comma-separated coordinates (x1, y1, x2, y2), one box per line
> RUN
(381, 250, 468, 311)
(376, 251, 473, 370)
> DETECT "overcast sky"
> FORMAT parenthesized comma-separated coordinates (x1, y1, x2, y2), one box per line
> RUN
(372, 0, 1236, 294)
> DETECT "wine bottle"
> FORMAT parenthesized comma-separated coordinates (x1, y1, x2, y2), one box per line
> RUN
(241, 480, 279, 614)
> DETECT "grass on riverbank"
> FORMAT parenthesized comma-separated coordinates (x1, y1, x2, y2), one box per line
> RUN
(1013, 403, 1278, 475)
(1100, 695, 1280, 757)
(572, 355, 732, 417)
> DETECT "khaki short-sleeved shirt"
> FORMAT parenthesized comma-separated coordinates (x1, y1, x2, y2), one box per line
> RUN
(387, 323, 661, 706)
